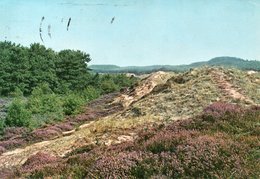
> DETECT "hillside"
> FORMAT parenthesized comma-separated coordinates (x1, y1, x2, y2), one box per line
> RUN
(0, 67, 259, 178)
(89, 56, 260, 74)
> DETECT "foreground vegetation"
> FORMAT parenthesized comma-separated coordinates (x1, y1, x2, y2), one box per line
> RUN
(1, 102, 258, 178)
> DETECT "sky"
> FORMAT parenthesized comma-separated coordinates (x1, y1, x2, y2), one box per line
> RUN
(0, 0, 259, 66)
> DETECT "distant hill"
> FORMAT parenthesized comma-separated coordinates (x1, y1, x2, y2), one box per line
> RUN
(89, 65, 120, 71)
(89, 57, 260, 74)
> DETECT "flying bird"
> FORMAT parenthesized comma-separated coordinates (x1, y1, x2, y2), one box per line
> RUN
(39, 16, 45, 43)
(67, 17, 71, 31)
(110, 16, 115, 24)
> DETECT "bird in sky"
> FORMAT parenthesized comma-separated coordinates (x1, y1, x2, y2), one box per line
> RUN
(67, 17, 71, 31)
(110, 16, 115, 24)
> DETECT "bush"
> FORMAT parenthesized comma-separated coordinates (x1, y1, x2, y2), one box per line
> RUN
(100, 79, 119, 94)
(5, 99, 32, 127)
(80, 86, 101, 101)
(62, 93, 84, 115)
(9, 87, 23, 98)
(0, 119, 4, 135)
(28, 84, 64, 123)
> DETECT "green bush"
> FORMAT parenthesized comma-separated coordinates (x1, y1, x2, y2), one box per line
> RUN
(100, 79, 119, 94)
(80, 86, 101, 101)
(28, 84, 64, 123)
(0, 119, 5, 135)
(5, 99, 32, 127)
(62, 94, 84, 115)
(9, 87, 24, 97)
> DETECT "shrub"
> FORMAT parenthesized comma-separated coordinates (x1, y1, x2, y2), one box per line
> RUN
(28, 84, 64, 122)
(9, 87, 24, 98)
(100, 79, 119, 94)
(62, 93, 84, 115)
(80, 86, 101, 101)
(5, 99, 32, 127)
(0, 119, 4, 135)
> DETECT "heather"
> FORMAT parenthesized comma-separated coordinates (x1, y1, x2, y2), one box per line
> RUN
(0, 92, 124, 150)
(17, 103, 259, 178)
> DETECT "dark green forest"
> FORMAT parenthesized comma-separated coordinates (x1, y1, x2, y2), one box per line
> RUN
(0, 41, 137, 132)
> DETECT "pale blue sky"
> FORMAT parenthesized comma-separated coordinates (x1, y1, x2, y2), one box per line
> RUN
(0, 0, 259, 66)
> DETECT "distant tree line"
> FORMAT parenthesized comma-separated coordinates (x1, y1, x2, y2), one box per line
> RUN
(0, 41, 92, 95)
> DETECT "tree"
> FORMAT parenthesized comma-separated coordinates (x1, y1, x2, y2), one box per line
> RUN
(56, 50, 91, 90)
(28, 43, 58, 93)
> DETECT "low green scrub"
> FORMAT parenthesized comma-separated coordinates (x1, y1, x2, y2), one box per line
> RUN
(0, 119, 5, 135)
(0, 73, 137, 131)
(5, 99, 32, 128)
(79, 86, 101, 101)
(62, 93, 84, 116)
(26, 84, 64, 127)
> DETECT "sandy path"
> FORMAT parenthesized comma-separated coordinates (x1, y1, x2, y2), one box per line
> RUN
(211, 70, 255, 104)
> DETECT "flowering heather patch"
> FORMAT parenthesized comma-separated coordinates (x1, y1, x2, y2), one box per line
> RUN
(137, 139, 242, 178)
(174, 135, 244, 177)
(0, 138, 25, 150)
(0, 146, 6, 154)
(203, 102, 243, 120)
(144, 130, 199, 153)
(105, 141, 136, 153)
(55, 122, 75, 131)
(22, 152, 60, 172)
(90, 151, 143, 178)
(1, 127, 28, 140)
(30, 126, 63, 141)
